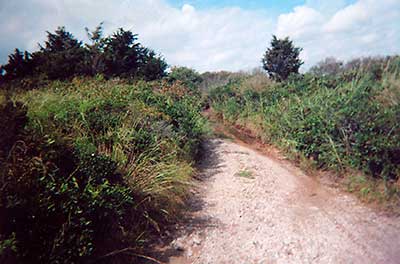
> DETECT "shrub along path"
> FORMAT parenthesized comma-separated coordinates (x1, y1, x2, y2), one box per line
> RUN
(154, 132, 400, 263)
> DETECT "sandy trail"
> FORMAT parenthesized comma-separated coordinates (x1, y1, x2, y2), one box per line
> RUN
(155, 137, 400, 264)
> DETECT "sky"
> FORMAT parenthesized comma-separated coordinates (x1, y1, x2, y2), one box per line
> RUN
(0, 0, 399, 72)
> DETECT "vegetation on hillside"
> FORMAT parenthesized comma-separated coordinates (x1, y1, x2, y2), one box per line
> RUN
(0, 24, 208, 262)
(209, 55, 400, 203)
(0, 77, 207, 263)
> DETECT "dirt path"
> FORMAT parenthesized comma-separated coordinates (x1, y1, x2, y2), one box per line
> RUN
(154, 137, 400, 264)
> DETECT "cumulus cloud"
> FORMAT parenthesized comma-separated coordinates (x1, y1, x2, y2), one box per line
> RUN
(0, 0, 273, 72)
(276, 0, 400, 68)
(323, 2, 370, 33)
(276, 6, 324, 39)
(0, 0, 399, 72)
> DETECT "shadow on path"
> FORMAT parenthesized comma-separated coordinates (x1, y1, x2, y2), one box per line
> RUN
(141, 139, 225, 263)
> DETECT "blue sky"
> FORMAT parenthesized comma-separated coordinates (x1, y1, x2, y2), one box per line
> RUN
(166, 0, 358, 14)
(167, 0, 305, 12)
(0, 0, 398, 72)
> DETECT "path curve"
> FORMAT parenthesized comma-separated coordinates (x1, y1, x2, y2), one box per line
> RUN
(161, 138, 400, 264)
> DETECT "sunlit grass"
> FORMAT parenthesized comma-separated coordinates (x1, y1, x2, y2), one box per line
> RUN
(210, 57, 400, 203)
(2, 77, 208, 262)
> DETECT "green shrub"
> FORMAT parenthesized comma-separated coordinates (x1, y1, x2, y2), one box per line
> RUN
(1, 78, 207, 263)
(210, 58, 400, 186)
(0, 105, 133, 263)
(0, 25, 167, 83)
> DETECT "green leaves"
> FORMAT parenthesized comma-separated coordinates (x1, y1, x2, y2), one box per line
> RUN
(1, 25, 167, 83)
(262, 35, 303, 81)
(1, 78, 207, 263)
(210, 60, 400, 180)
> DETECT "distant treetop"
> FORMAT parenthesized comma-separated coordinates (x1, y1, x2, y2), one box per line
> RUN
(262, 35, 303, 81)
(0, 24, 167, 83)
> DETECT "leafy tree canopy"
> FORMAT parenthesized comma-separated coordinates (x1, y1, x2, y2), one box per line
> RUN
(0, 24, 167, 83)
(167, 66, 203, 89)
(1, 49, 33, 81)
(262, 35, 303, 81)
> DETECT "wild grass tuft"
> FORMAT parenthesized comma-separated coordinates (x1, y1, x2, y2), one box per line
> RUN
(235, 169, 254, 179)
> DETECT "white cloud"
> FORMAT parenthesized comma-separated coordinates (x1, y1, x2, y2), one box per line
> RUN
(0, 0, 399, 72)
(324, 1, 370, 33)
(275, 0, 400, 68)
(276, 6, 324, 39)
(182, 4, 195, 15)
(304, 0, 350, 15)
(0, 0, 274, 72)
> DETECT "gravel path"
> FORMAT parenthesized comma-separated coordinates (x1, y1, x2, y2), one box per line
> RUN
(159, 138, 400, 264)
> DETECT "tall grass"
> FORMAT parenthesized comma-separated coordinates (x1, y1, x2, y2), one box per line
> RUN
(0, 77, 207, 263)
(210, 57, 400, 202)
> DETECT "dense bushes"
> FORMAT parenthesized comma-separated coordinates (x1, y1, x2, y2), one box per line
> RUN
(0, 25, 167, 83)
(309, 55, 398, 78)
(210, 57, 400, 196)
(1, 133, 133, 263)
(167, 66, 203, 93)
(0, 78, 207, 263)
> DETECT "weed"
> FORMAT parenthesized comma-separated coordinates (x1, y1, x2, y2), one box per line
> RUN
(235, 169, 254, 179)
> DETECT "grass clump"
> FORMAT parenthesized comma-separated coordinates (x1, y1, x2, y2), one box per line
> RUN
(235, 169, 254, 179)
(0, 77, 207, 263)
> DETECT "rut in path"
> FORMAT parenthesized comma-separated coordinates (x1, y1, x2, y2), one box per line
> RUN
(153, 138, 400, 264)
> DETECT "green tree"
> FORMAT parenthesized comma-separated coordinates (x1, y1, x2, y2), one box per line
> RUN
(102, 28, 167, 80)
(85, 22, 107, 76)
(262, 35, 303, 81)
(102, 28, 140, 77)
(1, 49, 33, 80)
(33, 26, 88, 79)
(1, 25, 167, 83)
(309, 57, 343, 77)
(167, 66, 202, 89)
(137, 48, 167, 81)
